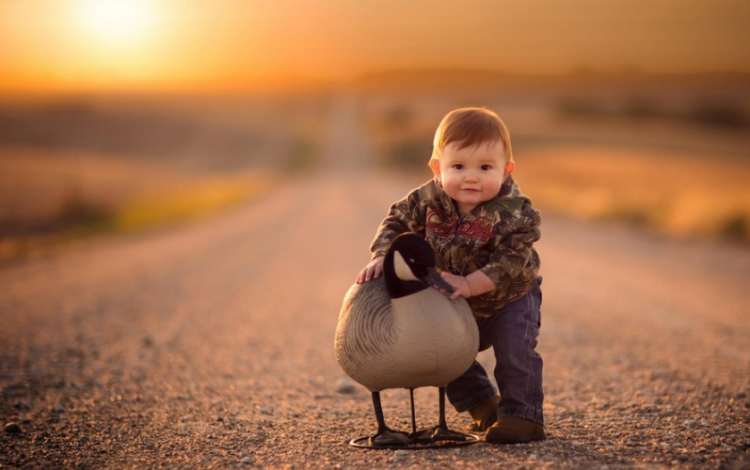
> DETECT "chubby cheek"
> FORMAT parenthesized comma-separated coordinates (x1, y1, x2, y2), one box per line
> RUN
(440, 173, 458, 189)
(442, 179, 463, 198)
(483, 176, 503, 196)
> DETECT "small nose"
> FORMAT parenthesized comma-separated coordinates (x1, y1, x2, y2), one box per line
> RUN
(464, 173, 479, 183)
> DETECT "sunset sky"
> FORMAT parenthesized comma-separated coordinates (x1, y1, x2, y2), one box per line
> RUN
(1, 0, 749, 92)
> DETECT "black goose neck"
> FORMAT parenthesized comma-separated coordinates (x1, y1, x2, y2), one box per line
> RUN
(383, 248, 428, 299)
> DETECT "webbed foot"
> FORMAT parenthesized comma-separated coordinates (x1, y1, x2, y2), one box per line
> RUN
(368, 428, 413, 447)
(412, 425, 472, 445)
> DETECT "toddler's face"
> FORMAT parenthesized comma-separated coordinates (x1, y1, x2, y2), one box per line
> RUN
(431, 140, 513, 214)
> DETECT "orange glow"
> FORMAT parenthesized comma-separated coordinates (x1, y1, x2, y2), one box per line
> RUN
(0, 0, 749, 93)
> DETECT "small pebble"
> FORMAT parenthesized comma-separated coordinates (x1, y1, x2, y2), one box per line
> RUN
(4, 422, 22, 434)
(240, 456, 253, 465)
(259, 407, 273, 416)
(335, 378, 356, 394)
(393, 449, 409, 462)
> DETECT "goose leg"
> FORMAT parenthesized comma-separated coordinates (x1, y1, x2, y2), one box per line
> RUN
(413, 387, 472, 444)
(438, 385, 449, 429)
(368, 391, 411, 447)
(410, 388, 417, 435)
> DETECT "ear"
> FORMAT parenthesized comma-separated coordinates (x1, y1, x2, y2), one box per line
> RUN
(503, 160, 515, 179)
(429, 159, 441, 179)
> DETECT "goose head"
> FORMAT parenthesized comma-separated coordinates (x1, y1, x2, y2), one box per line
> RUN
(383, 233, 455, 299)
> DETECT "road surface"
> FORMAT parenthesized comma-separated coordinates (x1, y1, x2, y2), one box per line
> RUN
(1, 96, 749, 470)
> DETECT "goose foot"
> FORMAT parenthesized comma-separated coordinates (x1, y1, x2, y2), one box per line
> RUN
(411, 425, 472, 445)
(368, 428, 412, 447)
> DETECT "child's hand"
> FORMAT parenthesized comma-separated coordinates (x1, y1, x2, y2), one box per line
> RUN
(439, 270, 496, 300)
(356, 256, 384, 284)
(440, 272, 472, 300)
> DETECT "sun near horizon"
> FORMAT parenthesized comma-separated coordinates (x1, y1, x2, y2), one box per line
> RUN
(1, 0, 749, 94)
(76, 0, 157, 46)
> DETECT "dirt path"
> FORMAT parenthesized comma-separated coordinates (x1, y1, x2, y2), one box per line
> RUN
(1, 96, 749, 470)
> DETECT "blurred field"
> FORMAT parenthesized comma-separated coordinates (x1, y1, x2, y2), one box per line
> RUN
(0, 93, 327, 262)
(357, 71, 750, 242)
(0, 147, 272, 262)
(517, 146, 750, 240)
(1, 72, 749, 263)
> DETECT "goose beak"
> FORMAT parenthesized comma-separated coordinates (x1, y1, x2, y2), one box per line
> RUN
(424, 267, 456, 296)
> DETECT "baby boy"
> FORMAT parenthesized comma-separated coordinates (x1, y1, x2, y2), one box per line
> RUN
(357, 107, 545, 444)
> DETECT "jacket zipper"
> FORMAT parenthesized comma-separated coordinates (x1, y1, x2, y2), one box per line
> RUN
(447, 213, 465, 273)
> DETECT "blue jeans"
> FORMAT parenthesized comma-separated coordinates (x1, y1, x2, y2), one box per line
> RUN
(446, 277, 544, 424)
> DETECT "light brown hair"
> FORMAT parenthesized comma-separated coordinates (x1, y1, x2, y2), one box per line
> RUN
(430, 107, 513, 165)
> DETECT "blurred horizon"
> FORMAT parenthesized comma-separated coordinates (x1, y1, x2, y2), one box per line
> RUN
(3, 68, 750, 101)
(1, 0, 749, 262)
(2, 0, 750, 94)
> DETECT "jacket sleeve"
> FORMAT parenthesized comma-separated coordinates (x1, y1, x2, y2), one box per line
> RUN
(478, 201, 541, 292)
(369, 190, 426, 259)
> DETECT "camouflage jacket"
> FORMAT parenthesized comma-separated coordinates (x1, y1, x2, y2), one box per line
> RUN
(370, 176, 541, 318)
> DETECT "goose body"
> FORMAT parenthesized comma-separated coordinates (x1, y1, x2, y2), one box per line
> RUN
(335, 276, 478, 392)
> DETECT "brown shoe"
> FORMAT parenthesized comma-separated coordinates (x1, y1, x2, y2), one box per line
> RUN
(485, 416, 546, 444)
(468, 396, 500, 431)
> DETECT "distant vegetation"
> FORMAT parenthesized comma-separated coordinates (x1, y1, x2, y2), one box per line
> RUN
(0, 103, 267, 172)
(288, 136, 318, 172)
(349, 68, 750, 97)
(365, 105, 434, 171)
(556, 95, 748, 129)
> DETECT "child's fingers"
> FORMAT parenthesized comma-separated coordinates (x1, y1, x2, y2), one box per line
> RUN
(365, 265, 379, 282)
(357, 266, 373, 283)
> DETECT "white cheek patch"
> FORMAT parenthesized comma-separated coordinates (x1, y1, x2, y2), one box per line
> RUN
(393, 251, 419, 281)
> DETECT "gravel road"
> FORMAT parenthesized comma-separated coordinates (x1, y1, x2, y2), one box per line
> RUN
(1, 96, 749, 470)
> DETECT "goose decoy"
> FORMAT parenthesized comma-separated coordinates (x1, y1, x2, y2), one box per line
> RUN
(335, 233, 480, 448)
